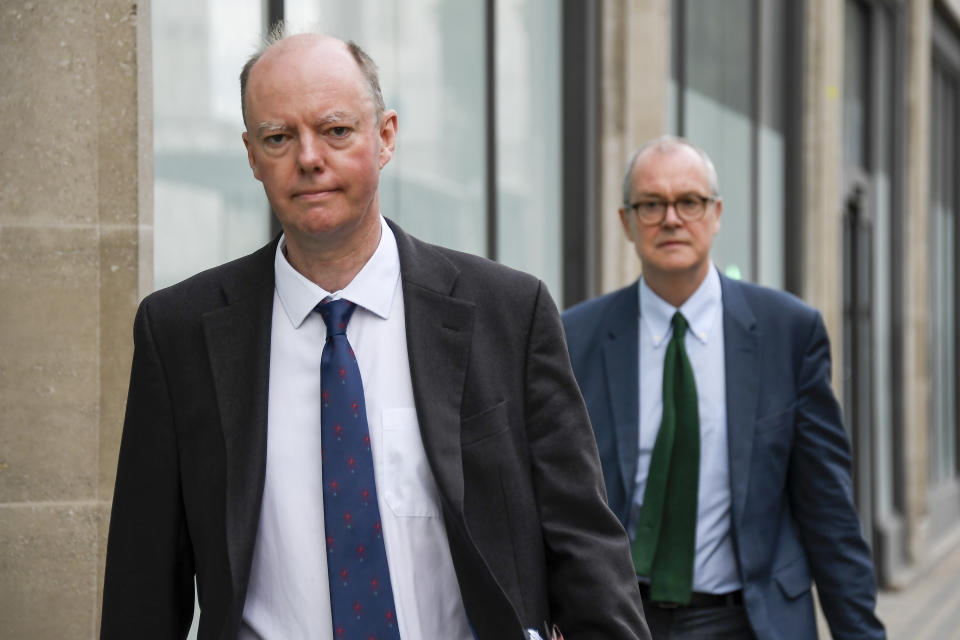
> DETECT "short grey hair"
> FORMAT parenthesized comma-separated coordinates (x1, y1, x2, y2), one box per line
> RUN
(621, 135, 721, 206)
(239, 23, 386, 128)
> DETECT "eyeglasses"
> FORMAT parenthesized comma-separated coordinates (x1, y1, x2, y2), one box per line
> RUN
(626, 195, 717, 226)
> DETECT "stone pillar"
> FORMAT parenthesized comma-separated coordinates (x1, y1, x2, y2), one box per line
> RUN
(598, 0, 671, 293)
(801, 0, 846, 399)
(902, 0, 932, 569)
(0, 1, 150, 637)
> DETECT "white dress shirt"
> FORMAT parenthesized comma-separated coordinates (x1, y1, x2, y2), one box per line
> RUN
(240, 216, 473, 639)
(627, 265, 742, 594)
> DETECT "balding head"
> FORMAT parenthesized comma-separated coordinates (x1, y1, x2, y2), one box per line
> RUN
(622, 135, 720, 207)
(240, 28, 385, 129)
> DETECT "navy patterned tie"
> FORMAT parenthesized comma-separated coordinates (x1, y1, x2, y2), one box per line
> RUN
(316, 298, 400, 639)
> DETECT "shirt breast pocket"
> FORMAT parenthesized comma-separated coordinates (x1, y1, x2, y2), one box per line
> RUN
(381, 408, 441, 518)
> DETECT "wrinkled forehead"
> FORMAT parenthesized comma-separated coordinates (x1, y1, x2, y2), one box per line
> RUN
(250, 35, 351, 88)
(631, 146, 711, 193)
(246, 37, 373, 118)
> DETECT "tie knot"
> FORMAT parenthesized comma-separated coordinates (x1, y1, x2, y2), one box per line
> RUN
(316, 298, 356, 336)
(671, 311, 688, 338)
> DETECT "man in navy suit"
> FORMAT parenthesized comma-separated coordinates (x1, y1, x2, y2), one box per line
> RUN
(562, 136, 885, 639)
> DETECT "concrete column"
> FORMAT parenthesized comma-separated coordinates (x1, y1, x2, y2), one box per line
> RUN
(801, 0, 846, 399)
(598, 0, 671, 293)
(902, 0, 932, 569)
(0, 0, 150, 637)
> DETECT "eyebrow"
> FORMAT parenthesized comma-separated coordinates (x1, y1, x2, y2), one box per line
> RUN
(256, 121, 287, 135)
(313, 111, 361, 127)
(255, 112, 362, 136)
(634, 190, 710, 199)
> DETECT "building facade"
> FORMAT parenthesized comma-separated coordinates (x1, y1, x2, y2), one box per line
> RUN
(1, 0, 959, 635)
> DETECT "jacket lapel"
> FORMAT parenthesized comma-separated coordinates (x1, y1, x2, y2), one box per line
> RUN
(201, 239, 277, 601)
(390, 220, 475, 517)
(602, 283, 641, 500)
(720, 275, 760, 531)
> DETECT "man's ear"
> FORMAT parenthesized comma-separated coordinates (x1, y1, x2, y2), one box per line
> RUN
(242, 131, 261, 180)
(377, 109, 399, 169)
(618, 207, 633, 238)
(712, 198, 722, 235)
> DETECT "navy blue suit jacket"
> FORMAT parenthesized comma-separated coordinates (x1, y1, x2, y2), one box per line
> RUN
(562, 274, 885, 640)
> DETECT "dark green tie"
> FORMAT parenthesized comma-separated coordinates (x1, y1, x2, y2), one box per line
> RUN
(631, 311, 700, 604)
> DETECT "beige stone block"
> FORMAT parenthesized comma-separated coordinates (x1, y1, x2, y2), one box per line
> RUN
(0, 226, 99, 503)
(598, 0, 670, 293)
(0, 0, 99, 225)
(97, 0, 141, 226)
(98, 226, 138, 499)
(0, 503, 98, 638)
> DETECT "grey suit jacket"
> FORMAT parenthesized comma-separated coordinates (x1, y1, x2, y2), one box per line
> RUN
(101, 220, 650, 640)
(562, 274, 885, 640)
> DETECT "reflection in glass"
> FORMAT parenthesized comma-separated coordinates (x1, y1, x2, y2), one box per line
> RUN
(929, 61, 959, 486)
(495, 0, 562, 303)
(681, 0, 753, 282)
(286, 0, 487, 257)
(844, 0, 869, 170)
(153, 0, 270, 290)
(672, 0, 787, 289)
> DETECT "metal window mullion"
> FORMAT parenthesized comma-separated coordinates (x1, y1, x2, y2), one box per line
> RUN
(268, 0, 285, 238)
(749, 0, 761, 282)
(485, 0, 498, 262)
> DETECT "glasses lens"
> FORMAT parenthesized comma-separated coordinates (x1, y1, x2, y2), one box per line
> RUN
(636, 200, 666, 224)
(676, 197, 706, 220)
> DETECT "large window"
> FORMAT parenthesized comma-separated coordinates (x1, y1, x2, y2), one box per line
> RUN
(153, 0, 271, 290)
(928, 8, 960, 537)
(841, 0, 906, 562)
(153, 5, 564, 636)
(154, 0, 563, 302)
(668, 0, 798, 289)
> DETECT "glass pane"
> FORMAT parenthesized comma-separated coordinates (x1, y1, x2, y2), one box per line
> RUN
(872, 7, 895, 516)
(286, 0, 487, 257)
(929, 63, 958, 486)
(495, 0, 562, 302)
(153, 0, 270, 290)
(844, 0, 869, 169)
(682, 0, 754, 281)
(756, 0, 786, 289)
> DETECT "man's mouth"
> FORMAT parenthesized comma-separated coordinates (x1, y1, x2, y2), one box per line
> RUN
(657, 238, 687, 248)
(293, 188, 337, 200)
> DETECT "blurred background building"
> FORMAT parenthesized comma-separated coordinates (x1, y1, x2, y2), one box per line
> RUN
(2, 0, 959, 636)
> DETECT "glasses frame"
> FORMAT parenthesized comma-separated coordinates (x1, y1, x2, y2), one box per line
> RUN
(626, 194, 718, 226)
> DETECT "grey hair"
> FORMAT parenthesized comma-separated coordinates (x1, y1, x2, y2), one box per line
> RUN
(621, 135, 721, 206)
(239, 22, 386, 127)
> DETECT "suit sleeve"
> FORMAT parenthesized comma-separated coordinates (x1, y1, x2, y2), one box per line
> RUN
(101, 302, 195, 639)
(787, 312, 885, 639)
(522, 282, 650, 640)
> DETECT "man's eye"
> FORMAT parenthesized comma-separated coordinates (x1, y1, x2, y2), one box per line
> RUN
(677, 197, 699, 209)
(640, 200, 665, 212)
(329, 127, 350, 138)
(265, 134, 286, 144)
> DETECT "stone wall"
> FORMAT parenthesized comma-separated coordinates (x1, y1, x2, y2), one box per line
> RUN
(0, 1, 149, 636)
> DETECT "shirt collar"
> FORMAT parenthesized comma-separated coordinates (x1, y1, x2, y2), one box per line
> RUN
(638, 265, 722, 347)
(274, 215, 400, 329)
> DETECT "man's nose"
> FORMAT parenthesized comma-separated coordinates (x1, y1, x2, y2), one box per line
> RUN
(662, 201, 683, 227)
(296, 133, 325, 173)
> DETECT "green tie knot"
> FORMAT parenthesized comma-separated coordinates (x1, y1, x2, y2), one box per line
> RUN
(672, 311, 688, 337)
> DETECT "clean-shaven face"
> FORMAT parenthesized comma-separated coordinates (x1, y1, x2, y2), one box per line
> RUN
(242, 35, 396, 250)
(619, 146, 721, 286)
